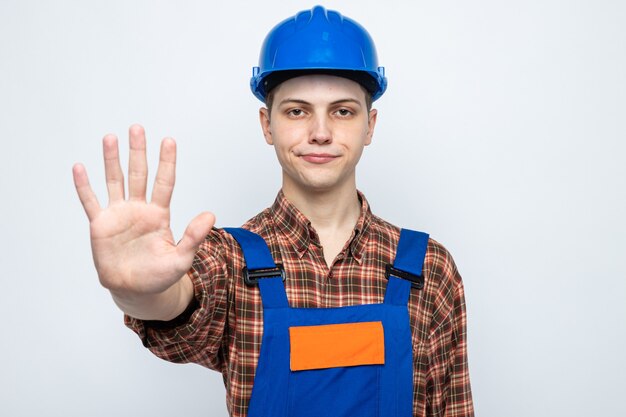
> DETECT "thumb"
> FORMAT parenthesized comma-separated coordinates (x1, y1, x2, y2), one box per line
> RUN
(177, 211, 216, 257)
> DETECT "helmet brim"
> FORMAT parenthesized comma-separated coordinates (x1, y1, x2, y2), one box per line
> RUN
(261, 69, 380, 100)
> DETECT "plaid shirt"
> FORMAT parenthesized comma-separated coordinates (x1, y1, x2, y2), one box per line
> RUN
(126, 191, 474, 417)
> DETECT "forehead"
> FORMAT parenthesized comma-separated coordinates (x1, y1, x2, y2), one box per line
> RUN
(272, 74, 367, 104)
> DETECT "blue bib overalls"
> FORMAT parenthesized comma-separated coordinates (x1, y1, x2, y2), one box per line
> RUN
(224, 228, 429, 417)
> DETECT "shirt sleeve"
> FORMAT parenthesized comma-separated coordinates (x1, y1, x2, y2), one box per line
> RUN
(124, 230, 231, 372)
(425, 245, 474, 417)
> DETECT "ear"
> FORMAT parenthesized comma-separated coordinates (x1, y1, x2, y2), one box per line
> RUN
(365, 109, 378, 146)
(259, 107, 273, 145)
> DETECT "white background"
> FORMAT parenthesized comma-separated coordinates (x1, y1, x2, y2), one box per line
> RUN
(1, 0, 624, 416)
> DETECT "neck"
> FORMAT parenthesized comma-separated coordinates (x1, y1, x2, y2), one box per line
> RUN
(282, 182, 361, 233)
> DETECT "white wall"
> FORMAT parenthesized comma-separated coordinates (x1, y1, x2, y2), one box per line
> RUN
(1, 0, 624, 416)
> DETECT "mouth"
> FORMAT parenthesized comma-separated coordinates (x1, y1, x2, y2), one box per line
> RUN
(300, 153, 339, 164)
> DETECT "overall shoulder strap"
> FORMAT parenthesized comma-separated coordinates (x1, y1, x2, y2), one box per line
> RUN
(222, 227, 289, 309)
(384, 228, 430, 306)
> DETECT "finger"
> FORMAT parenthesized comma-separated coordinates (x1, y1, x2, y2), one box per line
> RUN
(176, 212, 216, 259)
(72, 163, 102, 221)
(103, 134, 125, 203)
(150, 138, 177, 208)
(128, 124, 148, 201)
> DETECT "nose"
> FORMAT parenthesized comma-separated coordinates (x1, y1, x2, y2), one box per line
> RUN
(309, 114, 332, 144)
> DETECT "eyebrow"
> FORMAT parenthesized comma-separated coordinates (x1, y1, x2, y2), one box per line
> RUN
(278, 98, 363, 107)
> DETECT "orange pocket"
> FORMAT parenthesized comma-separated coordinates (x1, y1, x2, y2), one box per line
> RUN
(289, 321, 385, 371)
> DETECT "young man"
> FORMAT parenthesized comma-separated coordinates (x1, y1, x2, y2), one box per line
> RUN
(73, 6, 473, 417)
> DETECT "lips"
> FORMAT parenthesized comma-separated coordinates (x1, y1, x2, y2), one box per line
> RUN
(300, 153, 338, 164)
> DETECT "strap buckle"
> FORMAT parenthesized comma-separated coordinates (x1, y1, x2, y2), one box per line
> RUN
(385, 264, 424, 290)
(243, 264, 285, 286)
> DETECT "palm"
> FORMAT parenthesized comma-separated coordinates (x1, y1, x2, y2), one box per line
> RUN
(73, 125, 214, 296)
(90, 201, 179, 293)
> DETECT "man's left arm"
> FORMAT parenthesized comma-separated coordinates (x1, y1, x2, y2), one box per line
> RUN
(424, 243, 474, 417)
(444, 274, 474, 417)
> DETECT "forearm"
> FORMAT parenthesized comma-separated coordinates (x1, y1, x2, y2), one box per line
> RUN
(111, 273, 195, 321)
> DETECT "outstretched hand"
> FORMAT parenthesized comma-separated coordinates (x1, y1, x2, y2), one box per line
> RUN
(73, 125, 215, 301)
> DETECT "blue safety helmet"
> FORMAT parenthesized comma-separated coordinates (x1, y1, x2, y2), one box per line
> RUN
(251, 5, 387, 102)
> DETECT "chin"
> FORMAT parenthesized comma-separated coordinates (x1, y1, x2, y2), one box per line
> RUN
(299, 177, 347, 194)
(284, 167, 352, 194)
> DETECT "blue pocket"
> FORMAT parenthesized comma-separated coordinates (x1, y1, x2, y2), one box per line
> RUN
(288, 365, 381, 417)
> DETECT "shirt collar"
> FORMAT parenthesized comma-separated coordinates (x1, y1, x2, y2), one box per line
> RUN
(270, 190, 373, 262)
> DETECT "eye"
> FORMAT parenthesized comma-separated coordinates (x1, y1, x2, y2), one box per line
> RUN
(287, 108, 304, 117)
(335, 108, 353, 117)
